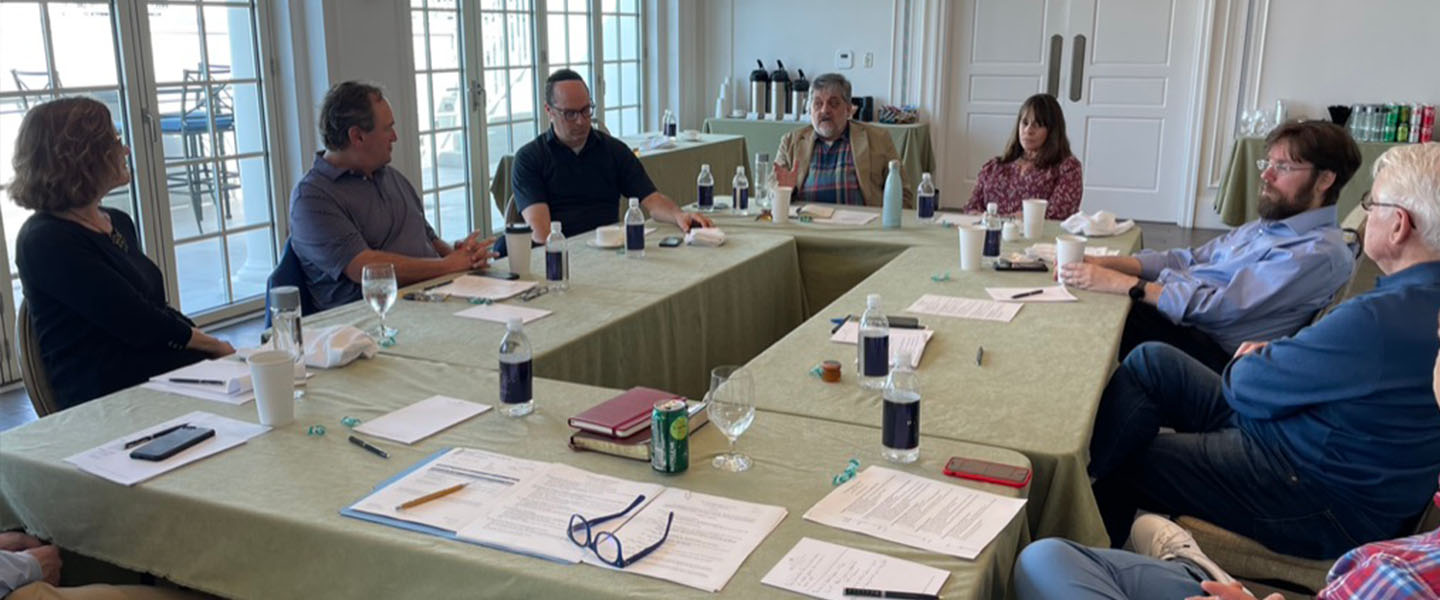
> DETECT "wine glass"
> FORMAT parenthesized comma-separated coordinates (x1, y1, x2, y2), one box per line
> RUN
(361, 263, 398, 342)
(706, 365, 755, 472)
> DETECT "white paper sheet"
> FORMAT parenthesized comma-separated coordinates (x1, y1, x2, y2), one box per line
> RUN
(148, 359, 252, 394)
(1024, 243, 1122, 262)
(934, 213, 982, 227)
(583, 488, 788, 592)
(452, 303, 553, 325)
(985, 286, 1077, 303)
(904, 294, 1023, 323)
(761, 537, 950, 600)
(139, 382, 255, 405)
(352, 395, 492, 445)
(829, 321, 933, 368)
(814, 210, 878, 225)
(64, 411, 269, 486)
(427, 275, 538, 300)
(350, 448, 548, 532)
(803, 466, 1026, 560)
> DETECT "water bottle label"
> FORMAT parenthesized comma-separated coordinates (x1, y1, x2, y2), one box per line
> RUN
(500, 359, 532, 405)
(862, 335, 889, 377)
(626, 224, 645, 251)
(665, 123, 677, 137)
(736, 188, 749, 210)
(882, 399, 920, 450)
(697, 185, 714, 209)
(546, 250, 564, 281)
(984, 229, 1002, 257)
(918, 194, 936, 219)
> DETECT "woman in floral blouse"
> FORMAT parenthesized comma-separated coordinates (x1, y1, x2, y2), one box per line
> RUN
(964, 93, 1083, 220)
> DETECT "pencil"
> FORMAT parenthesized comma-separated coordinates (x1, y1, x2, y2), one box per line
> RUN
(397, 482, 469, 511)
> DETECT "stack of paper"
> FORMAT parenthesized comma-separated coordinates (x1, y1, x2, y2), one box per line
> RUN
(904, 294, 1023, 323)
(762, 538, 950, 600)
(65, 411, 269, 485)
(143, 359, 255, 405)
(453, 303, 552, 324)
(353, 395, 492, 445)
(829, 321, 933, 368)
(428, 275, 537, 301)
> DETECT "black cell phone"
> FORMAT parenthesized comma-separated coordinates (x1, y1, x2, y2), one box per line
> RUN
(129, 425, 216, 461)
(659, 236, 683, 247)
(886, 315, 921, 329)
(995, 258, 1049, 272)
(472, 269, 520, 280)
(943, 456, 1032, 488)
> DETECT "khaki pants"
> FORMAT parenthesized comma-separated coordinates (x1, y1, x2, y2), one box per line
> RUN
(8, 583, 202, 600)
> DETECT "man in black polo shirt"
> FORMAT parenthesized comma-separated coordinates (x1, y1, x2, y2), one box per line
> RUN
(511, 69, 711, 245)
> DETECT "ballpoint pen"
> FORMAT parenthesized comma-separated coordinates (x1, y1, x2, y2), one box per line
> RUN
(844, 587, 940, 600)
(123, 423, 189, 449)
(163, 378, 225, 386)
(975, 346, 984, 367)
(1010, 289, 1043, 299)
(349, 435, 390, 459)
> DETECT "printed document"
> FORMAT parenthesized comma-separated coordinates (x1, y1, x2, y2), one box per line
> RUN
(350, 448, 549, 533)
(829, 321, 933, 368)
(428, 275, 537, 300)
(904, 294, 1022, 323)
(985, 286, 1077, 303)
(762, 537, 949, 600)
(65, 411, 268, 486)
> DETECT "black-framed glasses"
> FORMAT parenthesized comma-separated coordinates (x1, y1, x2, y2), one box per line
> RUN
(1255, 158, 1314, 175)
(1360, 192, 1417, 230)
(548, 103, 594, 122)
(567, 494, 675, 568)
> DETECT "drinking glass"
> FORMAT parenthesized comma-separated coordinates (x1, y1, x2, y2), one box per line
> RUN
(706, 365, 755, 472)
(269, 285, 305, 399)
(361, 263, 398, 341)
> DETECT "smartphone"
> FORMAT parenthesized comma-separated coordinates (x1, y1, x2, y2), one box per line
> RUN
(995, 258, 1049, 272)
(886, 315, 921, 329)
(472, 269, 520, 280)
(659, 236, 683, 248)
(130, 426, 216, 461)
(943, 456, 1032, 488)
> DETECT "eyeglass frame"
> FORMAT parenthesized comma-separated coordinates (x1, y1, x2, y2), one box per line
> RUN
(547, 101, 595, 122)
(1255, 158, 1316, 176)
(1360, 191, 1418, 230)
(567, 494, 676, 568)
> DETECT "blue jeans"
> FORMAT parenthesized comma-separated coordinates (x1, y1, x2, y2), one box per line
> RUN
(1088, 342, 1370, 558)
(1014, 538, 1206, 600)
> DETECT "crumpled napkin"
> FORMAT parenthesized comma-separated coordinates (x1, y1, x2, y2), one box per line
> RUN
(1061, 210, 1136, 237)
(685, 227, 727, 247)
(640, 136, 676, 151)
(303, 325, 379, 368)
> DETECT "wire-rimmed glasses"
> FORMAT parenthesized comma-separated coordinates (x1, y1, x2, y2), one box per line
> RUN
(567, 494, 675, 568)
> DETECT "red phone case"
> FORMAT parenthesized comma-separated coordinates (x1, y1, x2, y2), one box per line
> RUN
(943, 457, 1032, 488)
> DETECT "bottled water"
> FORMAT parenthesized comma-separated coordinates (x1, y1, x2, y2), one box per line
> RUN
(662, 109, 677, 139)
(697, 164, 715, 212)
(545, 221, 568, 293)
(498, 318, 533, 417)
(732, 166, 750, 214)
(917, 172, 937, 220)
(857, 294, 890, 390)
(983, 202, 1002, 261)
(624, 198, 645, 258)
(881, 352, 921, 463)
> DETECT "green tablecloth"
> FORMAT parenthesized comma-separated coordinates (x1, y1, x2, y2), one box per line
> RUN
(1215, 136, 1402, 226)
(305, 229, 806, 400)
(0, 355, 1030, 600)
(619, 133, 749, 204)
(737, 245, 1137, 547)
(702, 118, 937, 194)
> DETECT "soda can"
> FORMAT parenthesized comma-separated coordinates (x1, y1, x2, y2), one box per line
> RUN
(650, 399, 689, 473)
(1422, 106, 1435, 143)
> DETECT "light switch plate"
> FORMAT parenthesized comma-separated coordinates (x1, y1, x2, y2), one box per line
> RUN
(835, 50, 853, 69)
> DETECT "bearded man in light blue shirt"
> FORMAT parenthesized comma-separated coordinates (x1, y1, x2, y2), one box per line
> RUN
(1061, 120, 1361, 372)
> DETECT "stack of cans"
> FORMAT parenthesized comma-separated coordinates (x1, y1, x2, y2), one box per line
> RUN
(1347, 103, 1435, 143)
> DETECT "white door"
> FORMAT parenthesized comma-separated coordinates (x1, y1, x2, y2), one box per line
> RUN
(944, 0, 1204, 223)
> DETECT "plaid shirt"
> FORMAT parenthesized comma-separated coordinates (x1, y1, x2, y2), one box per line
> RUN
(799, 129, 863, 206)
(1318, 493, 1440, 599)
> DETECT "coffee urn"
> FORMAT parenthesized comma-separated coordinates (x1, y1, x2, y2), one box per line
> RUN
(748, 60, 770, 116)
(769, 60, 791, 120)
(790, 69, 809, 121)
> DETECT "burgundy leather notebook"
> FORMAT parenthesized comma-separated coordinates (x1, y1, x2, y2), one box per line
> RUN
(567, 386, 681, 437)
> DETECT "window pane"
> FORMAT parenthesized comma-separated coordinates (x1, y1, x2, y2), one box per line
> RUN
(437, 130, 465, 187)
(149, 3, 204, 84)
(603, 63, 619, 106)
(481, 12, 504, 68)
(603, 108, 620, 134)
(568, 15, 589, 64)
(226, 228, 273, 302)
(620, 0, 637, 13)
(510, 122, 536, 150)
(157, 85, 218, 163)
(621, 107, 639, 137)
(603, 15, 619, 59)
(49, 3, 120, 89)
(412, 10, 429, 71)
(620, 62, 638, 106)
(508, 14, 533, 65)
(222, 157, 272, 228)
(175, 237, 226, 313)
(428, 10, 458, 71)
(509, 68, 535, 118)
(484, 69, 508, 120)
(166, 163, 223, 239)
(487, 124, 511, 166)
(0, 188, 33, 276)
(415, 73, 433, 132)
(508, 0, 532, 12)
(419, 133, 436, 190)
(225, 82, 265, 156)
(439, 187, 469, 241)
(619, 15, 638, 61)
(203, 5, 257, 80)
(432, 71, 461, 131)
(0, 4, 45, 93)
(602, 0, 619, 12)
(547, 14, 566, 69)
(424, 192, 440, 233)
(432, 0, 458, 10)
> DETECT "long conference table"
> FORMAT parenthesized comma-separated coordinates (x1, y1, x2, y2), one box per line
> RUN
(0, 204, 1143, 599)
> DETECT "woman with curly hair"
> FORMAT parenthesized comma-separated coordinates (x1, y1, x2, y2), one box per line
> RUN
(10, 97, 233, 411)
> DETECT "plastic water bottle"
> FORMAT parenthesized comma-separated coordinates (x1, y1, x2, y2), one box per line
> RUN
(697, 164, 715, 212)
(499, 318, 533, 417)
(545, 221, 568, 293)
(882, 351, 921, 463)
(857, 294, 890, 390)
(662, 109, 677, 139)
(983, 202, 1002, 261)
(624, 197, 645, 258)
(732, 166, 750, 214)
(916, 172, 937, 221)
(882, 160, 902, 229)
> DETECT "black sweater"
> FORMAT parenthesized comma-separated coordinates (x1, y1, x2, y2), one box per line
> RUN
(16, 208, 204, 410)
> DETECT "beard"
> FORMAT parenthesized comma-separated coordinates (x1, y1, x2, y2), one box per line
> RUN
(1257, 172, 1319, 220)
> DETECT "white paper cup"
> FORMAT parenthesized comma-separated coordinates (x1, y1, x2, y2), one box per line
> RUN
(1002, 221, 1020, 241)
(773, 187, 793, 224)
(504, 227, 533, 279)
(958, 224, 985, 271)
(595, 225, 623, 247)
(248, 350, 296, 426)
(1056, 234, 1088, 285)
(1022, 199, 1048, 240)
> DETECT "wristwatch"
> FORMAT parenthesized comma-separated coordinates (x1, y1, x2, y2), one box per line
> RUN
(1127, 279, 1147, 301)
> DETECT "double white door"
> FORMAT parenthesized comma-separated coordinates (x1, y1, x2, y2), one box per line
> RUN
(945, 0, 1205, 223)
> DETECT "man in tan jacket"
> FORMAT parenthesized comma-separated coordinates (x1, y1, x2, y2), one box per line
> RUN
(774, 73, 911, 208)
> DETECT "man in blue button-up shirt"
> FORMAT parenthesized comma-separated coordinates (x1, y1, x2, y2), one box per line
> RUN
(1062, 121, 1361, 372)
(1085, 142, 1440, 559)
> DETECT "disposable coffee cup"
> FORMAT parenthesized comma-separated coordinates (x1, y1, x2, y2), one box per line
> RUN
(773, 187, 793, 224)
(958, 224, 985, 271)
(504, 224, 533, 279)
(594, 225, 623, 247)
(1022, 199, 1048, 240)
(1056, 234, 1087, 285)
(248, 350, 296, 426)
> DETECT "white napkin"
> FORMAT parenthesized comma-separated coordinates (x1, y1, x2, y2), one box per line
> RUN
(640, 136, 676, 151)
(1061, 210, 1136, 237)
(685, 227, 727, 247)
(304, 325, 379, 368)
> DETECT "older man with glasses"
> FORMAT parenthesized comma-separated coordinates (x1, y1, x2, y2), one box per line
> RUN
(509, 69, 710, 248)
(1061, 120, 1362, 372)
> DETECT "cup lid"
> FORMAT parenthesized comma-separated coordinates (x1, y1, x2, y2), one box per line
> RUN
(505, 223, 532, 234)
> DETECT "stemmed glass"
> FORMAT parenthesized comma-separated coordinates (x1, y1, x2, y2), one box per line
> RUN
(361, 263, 398, 342)
(706, 365, 755, 472)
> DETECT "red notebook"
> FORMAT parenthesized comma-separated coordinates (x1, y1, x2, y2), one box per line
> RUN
(568, 386, 682, 437)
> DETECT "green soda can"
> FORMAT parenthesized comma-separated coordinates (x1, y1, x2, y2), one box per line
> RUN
(650, 399, 689, 473)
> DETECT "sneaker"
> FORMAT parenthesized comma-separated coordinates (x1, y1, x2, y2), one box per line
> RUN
(1130, 514, 1237, 585)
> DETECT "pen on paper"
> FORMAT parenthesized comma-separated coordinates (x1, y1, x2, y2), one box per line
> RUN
(349, 435, 390, 459)
(1009, 289, 1043, 299)
(975, 346, 984, 367)
(396, 482, 469, 511)
(843, 587, 941, 600)
(122, 424, 188, 449)
(164, 378, 226, 386)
